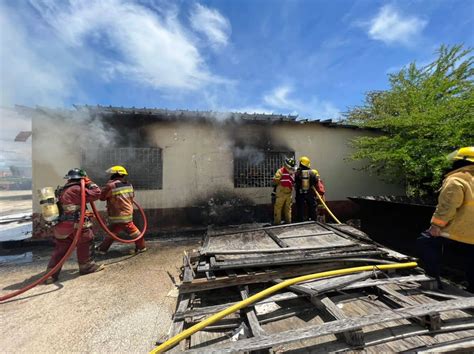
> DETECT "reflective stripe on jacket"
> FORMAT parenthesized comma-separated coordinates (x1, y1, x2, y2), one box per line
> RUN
(431, 165, 474, 244)
(273, 167, 295, 190)
(100, 178, 135, 224)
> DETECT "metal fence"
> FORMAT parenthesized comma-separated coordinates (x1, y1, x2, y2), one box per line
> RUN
(234, 150, 295, 188)
(81, 147, 163, 190)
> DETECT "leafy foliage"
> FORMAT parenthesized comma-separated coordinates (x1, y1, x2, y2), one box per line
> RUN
(346, 45, 474, 196)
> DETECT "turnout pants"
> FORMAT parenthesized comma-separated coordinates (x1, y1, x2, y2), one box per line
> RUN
(47, 228, 95, 278)
(417, 233, 474, 292)
(295, 192, 317, 222)
(274, 190, 292, 225)
(98, 221, 145, 252)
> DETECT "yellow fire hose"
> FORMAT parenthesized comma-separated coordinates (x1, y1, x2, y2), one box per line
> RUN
(312, 186, 342, 224)
(150, 261, 417, 353)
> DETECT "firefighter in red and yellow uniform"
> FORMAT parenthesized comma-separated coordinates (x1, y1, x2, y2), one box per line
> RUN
(96, 165, 146, 254)
(46, 168, 104, 283)
(273, 157, 296, 224)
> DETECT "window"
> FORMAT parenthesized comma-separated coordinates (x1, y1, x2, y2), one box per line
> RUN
(81, 147, 163, 190)
(234, 150, 295, 188)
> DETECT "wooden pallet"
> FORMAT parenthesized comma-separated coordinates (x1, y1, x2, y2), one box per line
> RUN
(159, 222, 474, 353)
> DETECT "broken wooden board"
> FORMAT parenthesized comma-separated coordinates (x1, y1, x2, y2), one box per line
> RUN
(194, 297, 474, 352)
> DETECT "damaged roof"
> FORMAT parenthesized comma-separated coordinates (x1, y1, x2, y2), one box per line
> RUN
(16, 104, 366, 129)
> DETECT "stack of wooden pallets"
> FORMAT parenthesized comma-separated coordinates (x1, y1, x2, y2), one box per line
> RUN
(160, 221, 474, 352)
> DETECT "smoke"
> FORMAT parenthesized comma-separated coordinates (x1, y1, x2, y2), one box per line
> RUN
(233, 146, 265, 165)
(30, 108, 117, 178)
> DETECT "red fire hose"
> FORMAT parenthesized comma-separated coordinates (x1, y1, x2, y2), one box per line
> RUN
(90, 200, 147, 243)
(0, 179, 87, 303)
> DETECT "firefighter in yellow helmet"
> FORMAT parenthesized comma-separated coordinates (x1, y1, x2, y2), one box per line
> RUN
(96, 165, 146, 255)
(273, 157, 296, 224)
(295, 156, 325, 222)
(418, 147, 474, 291)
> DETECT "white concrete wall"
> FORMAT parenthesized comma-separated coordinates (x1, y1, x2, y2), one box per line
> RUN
(32, 118, 404, 213)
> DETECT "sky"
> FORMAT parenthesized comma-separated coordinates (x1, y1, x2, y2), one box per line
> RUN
(0, 0, 473, 120)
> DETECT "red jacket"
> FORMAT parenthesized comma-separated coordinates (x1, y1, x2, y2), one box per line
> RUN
(100, 178, 135, 224)
(53, 182, 101, 238)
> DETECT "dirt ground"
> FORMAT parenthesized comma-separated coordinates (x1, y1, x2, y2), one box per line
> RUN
(0, 238, 200, 353)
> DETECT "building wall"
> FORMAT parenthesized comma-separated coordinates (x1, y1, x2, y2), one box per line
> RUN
(32, 117, 403, 225)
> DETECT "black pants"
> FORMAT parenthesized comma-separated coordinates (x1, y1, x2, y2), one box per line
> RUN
(295, 193, 317, 222)
(417, 232, 474, 291)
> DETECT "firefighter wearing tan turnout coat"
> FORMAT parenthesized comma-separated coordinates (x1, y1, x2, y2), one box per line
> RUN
(419, 147, 474, 292)
(273, 157, 296, 224)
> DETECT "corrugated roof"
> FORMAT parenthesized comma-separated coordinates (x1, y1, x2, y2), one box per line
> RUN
(74, 104, 299, 122)
(15, 104, 369, 130)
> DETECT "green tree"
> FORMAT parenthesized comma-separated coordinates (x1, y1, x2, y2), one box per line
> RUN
(346, 44, 474, 197)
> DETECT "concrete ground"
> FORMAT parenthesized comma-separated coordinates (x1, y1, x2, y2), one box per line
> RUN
(0, 238, 200, 353)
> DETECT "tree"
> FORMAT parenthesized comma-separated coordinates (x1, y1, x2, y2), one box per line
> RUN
(346, 44, 474, 197)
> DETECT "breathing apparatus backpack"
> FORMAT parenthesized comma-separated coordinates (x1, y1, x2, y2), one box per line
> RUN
(301, 170, 311, 192)
(38, 183, 81, 226)
(38, 187, 60, 225)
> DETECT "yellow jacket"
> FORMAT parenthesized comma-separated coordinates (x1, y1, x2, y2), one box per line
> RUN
(431, 165, 474, 244)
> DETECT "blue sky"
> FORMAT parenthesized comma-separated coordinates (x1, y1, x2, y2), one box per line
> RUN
(1, 0, 473, 119)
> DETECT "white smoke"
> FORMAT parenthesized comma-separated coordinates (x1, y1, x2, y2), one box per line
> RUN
(31, 108, 117, 177)
(233, 146, 265, 165)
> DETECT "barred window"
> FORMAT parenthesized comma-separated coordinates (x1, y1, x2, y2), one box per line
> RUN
(234, 150, 295, 188)
(81, 147, 163, 190)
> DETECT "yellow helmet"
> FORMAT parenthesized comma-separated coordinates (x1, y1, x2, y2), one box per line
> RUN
(106, 165, 128, 175)
(299, 156, 311, 168)
(447, 147, 474, 163)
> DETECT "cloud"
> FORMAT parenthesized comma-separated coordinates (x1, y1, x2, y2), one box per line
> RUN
(0, 4, 76, 106)
(190, 3, 231, 49)
(1, 0, 231, 107)
(28, 0, 228, 91)
(367, 5, 427, 45)
(263, 85, 340, 119)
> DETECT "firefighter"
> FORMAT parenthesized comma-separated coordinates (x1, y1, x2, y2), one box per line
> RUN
(417, 147, 474, 291)
(294, 156, 325, 222)
(46, 168, 104, 283)
(273, 157, 296, 225)
(96, 165, 146, 254)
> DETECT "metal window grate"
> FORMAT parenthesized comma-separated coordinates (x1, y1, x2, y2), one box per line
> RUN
(234, 150, 295, 188)
(81, 147, 163, 190)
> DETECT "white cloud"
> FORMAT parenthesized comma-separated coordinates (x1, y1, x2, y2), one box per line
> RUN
(1, 0, 231, 107)
(0, 5, 76, 106)
(368, 5, 427, 45)
(190, 3, 231, 49)
(28, 0, 226, 90)
(263, 85, 340, 119)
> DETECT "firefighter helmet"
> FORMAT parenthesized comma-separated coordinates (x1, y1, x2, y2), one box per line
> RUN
(284, 157, 296, 170)
(299, 156, 311, 168)
(106, 165, 128, 176)
(448, 147, 474, 163)
(64, 168, 87, 180)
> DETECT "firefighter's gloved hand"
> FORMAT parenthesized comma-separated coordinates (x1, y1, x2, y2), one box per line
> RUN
(427, 225, 442, 237)
(83, 177, 98, 189)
